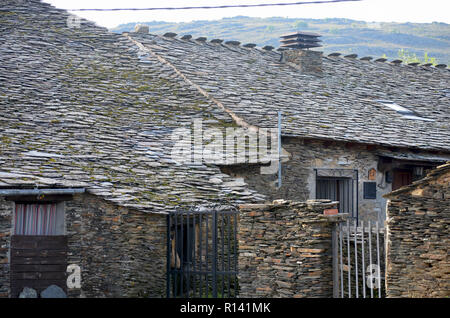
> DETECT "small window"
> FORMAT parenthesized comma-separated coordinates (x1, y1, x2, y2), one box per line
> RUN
(377, 100, 434, 121)
(363, 182, 377, 199)
(13, 203, 65, 236)
(316, 177, 353, 214)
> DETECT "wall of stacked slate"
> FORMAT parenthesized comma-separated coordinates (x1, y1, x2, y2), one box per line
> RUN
(385, 168, 449, 298)
(238, 200, 345, 298)
(66, 193, 167, 298)
(0, 193, 167, 298)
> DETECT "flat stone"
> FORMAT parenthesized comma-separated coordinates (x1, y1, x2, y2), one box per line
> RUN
(225, 40, 240, 46)
(163, 32, 177, 38)
(19, 287, 37, 298)
(262, 45, 274, 51)
(134, 24, 149, 34)
(40, 285, 67, 298)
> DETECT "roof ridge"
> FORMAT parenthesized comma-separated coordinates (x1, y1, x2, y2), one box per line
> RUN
(136, 32, 449, 75)
(133, 32, 281, 56)
(326, 52, 449, 73)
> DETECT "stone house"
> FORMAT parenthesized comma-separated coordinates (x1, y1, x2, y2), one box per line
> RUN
(126, 27, 450, 224)
(0, 0, 449, 298)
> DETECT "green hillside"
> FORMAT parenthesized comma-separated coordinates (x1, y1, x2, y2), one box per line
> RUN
(111, 16, 450, 65)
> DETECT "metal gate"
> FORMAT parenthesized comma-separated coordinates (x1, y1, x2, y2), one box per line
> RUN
(333, 219, 386, 298)
(166, 210, 238, 298)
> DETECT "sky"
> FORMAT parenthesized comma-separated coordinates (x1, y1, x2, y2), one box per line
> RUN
(43, 0, 450, 29)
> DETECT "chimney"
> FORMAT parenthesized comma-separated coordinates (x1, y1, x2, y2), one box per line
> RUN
(134, 24, 149, 34)
(279, 31, 323, 73)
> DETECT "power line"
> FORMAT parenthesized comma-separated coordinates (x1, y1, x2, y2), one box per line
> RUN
(68, 0, 362, 12)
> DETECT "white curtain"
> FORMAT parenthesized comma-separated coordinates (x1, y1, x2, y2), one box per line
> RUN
(14, 203, 58, 235)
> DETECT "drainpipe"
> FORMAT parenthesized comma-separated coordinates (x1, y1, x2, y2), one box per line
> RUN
(278, 111, 282, 188)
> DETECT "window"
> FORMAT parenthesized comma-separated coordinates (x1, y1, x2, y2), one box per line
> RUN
(377, 100, 434, 121)
(363, 182, 377, 199)
(316, 177, 353, 214)
(13, 203, 65, 236)
(314, 168, 358, 220)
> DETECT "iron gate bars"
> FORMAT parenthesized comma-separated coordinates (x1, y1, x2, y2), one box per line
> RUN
(166, 210, 238, 298)
(333, 219, 386, 298)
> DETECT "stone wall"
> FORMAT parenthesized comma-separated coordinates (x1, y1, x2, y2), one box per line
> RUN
(0, 197, 13, 298)
(384, 164, 450, 297)
(238, 200, 346, 298)
(0, 193, 167, 298)
(222, 138, 393, 224)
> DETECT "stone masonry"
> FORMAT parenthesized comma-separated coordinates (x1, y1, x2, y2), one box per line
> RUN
(0, 193, 167, 298)
(281, 49, 323, 73)
(238, 200, 346, 298)
(222, 138, 401, 224)
(0, 197, 12, 298)
(384, 163, 449, 297)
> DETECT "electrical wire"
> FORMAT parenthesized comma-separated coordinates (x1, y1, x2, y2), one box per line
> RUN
(68, 0, 362, 12)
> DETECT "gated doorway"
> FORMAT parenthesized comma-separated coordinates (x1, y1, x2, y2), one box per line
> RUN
(166, 210, 238, 298)
(333, 219, 386, 298)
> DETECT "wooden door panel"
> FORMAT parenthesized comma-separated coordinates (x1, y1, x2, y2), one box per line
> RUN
(10, 235, 67, 298)
(392, 170, 412, 190)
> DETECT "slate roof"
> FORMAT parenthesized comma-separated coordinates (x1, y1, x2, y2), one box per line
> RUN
(127, 32, 450, 152)
(0, 0, 264, 213)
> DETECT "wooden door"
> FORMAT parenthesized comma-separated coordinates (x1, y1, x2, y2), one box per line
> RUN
(10, 235, 67, 297)
(392, 170, 412, 191)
